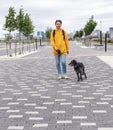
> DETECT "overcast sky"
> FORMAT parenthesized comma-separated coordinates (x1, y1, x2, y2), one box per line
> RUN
(0, 0, 113, 38)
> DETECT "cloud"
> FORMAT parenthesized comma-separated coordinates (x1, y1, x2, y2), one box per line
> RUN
(0, 0, 113, 37)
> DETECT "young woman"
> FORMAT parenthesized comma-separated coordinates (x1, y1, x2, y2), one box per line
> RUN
(50, 20, 70, 79)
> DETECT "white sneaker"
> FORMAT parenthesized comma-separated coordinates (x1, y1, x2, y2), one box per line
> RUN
(58, 74, 62, 79)
(63, 74, 69, 79)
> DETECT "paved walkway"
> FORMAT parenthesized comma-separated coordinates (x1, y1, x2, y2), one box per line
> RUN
(0, 41, 113, 130)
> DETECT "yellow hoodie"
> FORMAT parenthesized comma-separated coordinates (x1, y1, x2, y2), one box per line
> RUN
(50, 29, 70, 55)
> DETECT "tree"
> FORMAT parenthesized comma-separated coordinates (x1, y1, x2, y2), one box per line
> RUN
(4, 6, 35, 56)
(84, 15, 97, 36)
(4, 7, 16, 33)
(22, 13, 34, 52)
(16, 8, 25, 39)
(4, 7, 17, 56)
(16, 8, 25, 54)
(74, 29, 83, 38)
(22, 13, 34, 37)
(16, 9, 34, 53)
(45, 27, 52, 40)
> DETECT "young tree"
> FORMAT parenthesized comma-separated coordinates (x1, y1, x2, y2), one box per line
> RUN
(22, 13, 34, 52)
(16, 8, 25, 54)
(84, 15, 97, 36)
(45, 27, 52, 45)
(16, 8, 25, 40)
(4, 7, 16, 34)
(45, 27, 52, 40)
(16, 9, 34, 53)
(22, 13, 34, 37)
(4, 7, 17, 56)
(74, 29, 83, 38)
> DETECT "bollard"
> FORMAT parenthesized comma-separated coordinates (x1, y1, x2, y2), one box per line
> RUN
(40, 38, 41, 46)
(105, 33, 107, 52)
(100, 30, 102, 45)
(35, 39, 38, 50)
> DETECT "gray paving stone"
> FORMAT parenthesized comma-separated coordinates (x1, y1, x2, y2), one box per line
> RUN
(0, 42, 113, 130)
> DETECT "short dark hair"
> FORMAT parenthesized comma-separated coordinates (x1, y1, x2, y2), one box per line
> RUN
(55, 20, 62, 24)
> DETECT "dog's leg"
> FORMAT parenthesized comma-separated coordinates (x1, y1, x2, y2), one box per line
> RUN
(84, 73, 87, 79)
(76, 72, 80, 81)
(83, 67, 87, 79)
(80, 72, 83, 81)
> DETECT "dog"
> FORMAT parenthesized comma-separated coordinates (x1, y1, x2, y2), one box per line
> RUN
(68, 59, 87, 81)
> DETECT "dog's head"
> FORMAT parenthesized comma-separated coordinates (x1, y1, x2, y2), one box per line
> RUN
(68, 60, 78, 66)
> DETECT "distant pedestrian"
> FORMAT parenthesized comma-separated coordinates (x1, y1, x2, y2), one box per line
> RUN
(50, 20, 70, 79)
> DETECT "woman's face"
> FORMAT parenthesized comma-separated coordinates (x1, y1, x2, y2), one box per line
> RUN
(55, 22, 62, 29)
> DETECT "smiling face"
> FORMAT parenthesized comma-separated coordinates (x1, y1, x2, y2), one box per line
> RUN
(55, 20, 62, 29)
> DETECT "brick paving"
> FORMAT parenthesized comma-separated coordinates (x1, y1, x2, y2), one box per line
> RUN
(0, 41, 113, 130)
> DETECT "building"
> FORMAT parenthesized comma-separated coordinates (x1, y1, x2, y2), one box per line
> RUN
(92, 29, 101, 39)
(37, 31, 45, 40)
(109, 27, 113, 38)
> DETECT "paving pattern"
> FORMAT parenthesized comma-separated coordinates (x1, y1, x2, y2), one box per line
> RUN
(0, 42, 113, 130)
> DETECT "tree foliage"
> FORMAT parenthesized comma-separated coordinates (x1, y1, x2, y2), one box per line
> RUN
(22, 13, 34, 37)
(45, 27, 52, 39)
(16, 9, 34, 37)
(84, 15, 97, 36)
(74, 29, 83, 38)
(16, 8, 25, 33)
(4, 6, 35, 56)
(4, 7, 16, 33)
(4, 7, 34, 38)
